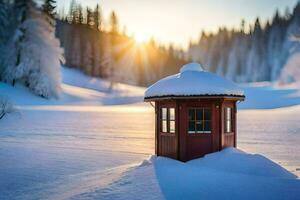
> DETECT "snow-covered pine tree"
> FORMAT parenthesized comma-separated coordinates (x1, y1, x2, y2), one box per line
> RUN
(0, 1, 9, 76)
(3, 0, 64, 98)
(1, 0, 28, 84)
(0, 1, 8, 43)
(23, 2, 64, 98)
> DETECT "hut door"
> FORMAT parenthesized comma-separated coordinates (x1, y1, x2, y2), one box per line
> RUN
(186, 107, 213, 160)
(158, 106, 178, 159)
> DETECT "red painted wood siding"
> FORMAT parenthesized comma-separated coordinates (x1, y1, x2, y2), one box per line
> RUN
(154, 98, 238, 161)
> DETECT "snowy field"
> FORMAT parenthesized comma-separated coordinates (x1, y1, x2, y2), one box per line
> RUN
(1, 67, 300, 199)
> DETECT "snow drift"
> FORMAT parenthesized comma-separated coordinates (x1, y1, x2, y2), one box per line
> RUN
(80, 148, 300, 200)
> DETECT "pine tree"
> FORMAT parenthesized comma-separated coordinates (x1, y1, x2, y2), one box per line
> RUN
(86, 7, 94, 27)
(267, 11, 284, 81)
(78, 5, 83, 24)
(0, 1, 8, 43)
(93, 4, 104, 77)
(108, 11, 119, 89)
(17, 3, 64, 98)
(244, 18, 266, 81)
(69, 0, 78, 24)
(94, 4, 102, 31)
(110, 11, 118, 34)
(42, 0, 56, 19)
(1, 0, 29, 85)
(0, 1, 9, 77)
(2, 0, 64, 98)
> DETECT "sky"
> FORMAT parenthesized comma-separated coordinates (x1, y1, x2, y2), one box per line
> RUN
(56, 0, 299, 49)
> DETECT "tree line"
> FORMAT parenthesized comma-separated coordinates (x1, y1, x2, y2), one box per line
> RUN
(188, 3, 300, 83)
(56, 0, 188, 87)
(58, 1, 300, 86)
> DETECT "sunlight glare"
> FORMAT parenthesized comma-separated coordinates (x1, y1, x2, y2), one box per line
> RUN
(134, 33, 149, 44)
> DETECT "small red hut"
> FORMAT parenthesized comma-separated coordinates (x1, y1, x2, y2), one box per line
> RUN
(144, 63, 245, 161)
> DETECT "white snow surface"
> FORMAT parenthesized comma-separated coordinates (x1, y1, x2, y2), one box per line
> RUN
(145, 63, 244, 98)
(79, 148, 300, 200)
(1, 66, 300, 200)
(0, 66, 144, 106)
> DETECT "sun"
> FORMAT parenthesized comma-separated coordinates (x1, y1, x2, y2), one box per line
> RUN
(134, 33, 149, 44)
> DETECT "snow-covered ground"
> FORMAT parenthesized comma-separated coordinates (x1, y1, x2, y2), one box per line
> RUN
(78, 149, 300, 200)
(0, 67, 300, 199)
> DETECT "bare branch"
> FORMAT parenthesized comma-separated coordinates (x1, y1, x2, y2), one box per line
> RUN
(0, 97, 15, 120)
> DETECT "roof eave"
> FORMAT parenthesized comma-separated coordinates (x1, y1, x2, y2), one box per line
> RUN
(144, 94, 245, 102)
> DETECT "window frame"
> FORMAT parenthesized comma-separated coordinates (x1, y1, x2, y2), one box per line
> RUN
(188, 107, 212, 134)
(160, 107, 176, 134)
(224, 107, 234, 133)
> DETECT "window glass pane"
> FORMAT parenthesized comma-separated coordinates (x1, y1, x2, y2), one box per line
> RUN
(188, 121, 195, 133)
(188, 109, 195, 121)
(226, 108, 231, 121)
(169, 108, 175, 120)
(196, 109, 203, 121)
(162, 108, 167, 120)
(204, 121, 211, 132)
(196, 121, 203, 132)
(170, 121, 175, 133)
(204, 109, 211, 120)
(162, 120, 167, 132)
(226, 120, 231, 133)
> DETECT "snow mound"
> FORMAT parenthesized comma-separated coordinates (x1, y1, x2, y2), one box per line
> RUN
(188, 148, 295, 178)
(145, 62, 244, 99)
(82, 148, 300, 200)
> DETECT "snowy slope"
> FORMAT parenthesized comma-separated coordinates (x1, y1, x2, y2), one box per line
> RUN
(239, 82, 300, 109)
(1, 66, 299, 108)
(0, 67, 144, 106)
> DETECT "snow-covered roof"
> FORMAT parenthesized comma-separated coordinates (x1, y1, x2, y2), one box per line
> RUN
(144, 63, 244, 100)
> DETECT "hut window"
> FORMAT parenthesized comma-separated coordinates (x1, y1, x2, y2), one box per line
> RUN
(188, 108, 211, 134)
(161, 107, 175, 133)
(225, 107, 233, 133)
(161, 108, 168, 132)
(169, 108, 175, 133)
